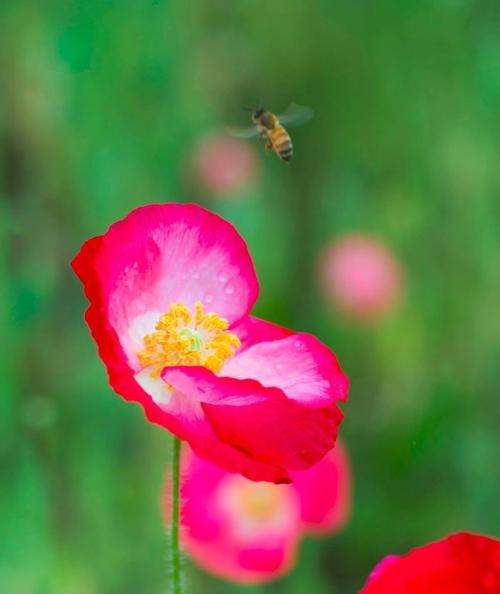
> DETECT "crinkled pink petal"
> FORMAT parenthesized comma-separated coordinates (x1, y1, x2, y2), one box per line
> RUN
(178, 448, 300, 583)
(222, 333, 349, 406)
(290, 440, 352, 533)
(72, 203, 259, 371)
(185, 420, 291, 485)
(163, 366, 343, 472)
(152, 385, 292, 484)
(232, 316, 293, 352)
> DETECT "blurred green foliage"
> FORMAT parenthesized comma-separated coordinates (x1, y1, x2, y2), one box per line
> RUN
(1, 1, 500, 593)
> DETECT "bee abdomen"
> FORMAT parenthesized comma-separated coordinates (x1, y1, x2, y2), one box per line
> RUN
(272, 127, 293, 161)
(279, 141, 293, 161)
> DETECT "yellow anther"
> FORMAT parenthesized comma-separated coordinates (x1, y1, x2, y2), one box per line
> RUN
(137, 300, 240, 376)
(238, 482, 283, 522)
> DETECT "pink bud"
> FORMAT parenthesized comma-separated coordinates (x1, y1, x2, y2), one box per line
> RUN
(193, 133, 258, 195)
(319, 233, 404, 321)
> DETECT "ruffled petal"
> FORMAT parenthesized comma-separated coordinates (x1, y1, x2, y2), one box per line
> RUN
(72, 203, 259, 371)
(182, 417, 292, 485)
(142, 379, 293, 483)
(222, 332, 349, 406)
(290, 441, 351, 533)
(232, 316, 293, 352)
(71, 235, 150, 406)
(163, 366, 343, 472)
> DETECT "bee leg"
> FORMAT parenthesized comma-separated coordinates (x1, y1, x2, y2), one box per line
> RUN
(265, 142, 272, 151)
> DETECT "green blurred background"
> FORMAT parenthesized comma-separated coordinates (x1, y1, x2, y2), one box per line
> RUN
(1, 1, 500, 593)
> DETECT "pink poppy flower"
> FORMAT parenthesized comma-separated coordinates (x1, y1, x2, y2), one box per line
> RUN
(72, 204, 348, 483)
(173, 441, 351, 583)
(193, 133, 258, 195)
(319, 233, 403, 321)
(360, 532, 500, 594)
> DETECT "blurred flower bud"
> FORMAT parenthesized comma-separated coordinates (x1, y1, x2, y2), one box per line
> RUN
(319, 233, 404, 321)
(192, 133, 258, 196)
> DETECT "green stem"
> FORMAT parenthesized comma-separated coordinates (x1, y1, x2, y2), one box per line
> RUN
(171, 436, 181, 594)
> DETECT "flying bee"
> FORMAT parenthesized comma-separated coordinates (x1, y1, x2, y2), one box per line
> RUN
(229, 103, 313, 162)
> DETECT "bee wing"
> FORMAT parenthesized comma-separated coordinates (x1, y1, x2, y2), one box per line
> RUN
(278, 103, 314, 127)
(226, 125, 261, 139)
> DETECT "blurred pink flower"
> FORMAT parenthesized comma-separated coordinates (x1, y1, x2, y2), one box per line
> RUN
(171, 442, 351, 583)
(319, 233, 403, 321)
(193, 133, 258, 195)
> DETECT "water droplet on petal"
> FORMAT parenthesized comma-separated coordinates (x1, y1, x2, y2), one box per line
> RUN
(204, 293, 214, 304)
(274, 362, 283, 372)
(224, 284, 234, 295)
(192, 272, 201, 280)
(294, 340, 302, 349)
(218, 273, 229, 283)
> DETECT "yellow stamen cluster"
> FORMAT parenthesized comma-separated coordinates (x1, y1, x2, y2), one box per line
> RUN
(137, 301, 240, 376)
(238, 482, 283, 522)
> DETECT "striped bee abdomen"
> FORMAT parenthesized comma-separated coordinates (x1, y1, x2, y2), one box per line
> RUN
(270, 126, 294, 161)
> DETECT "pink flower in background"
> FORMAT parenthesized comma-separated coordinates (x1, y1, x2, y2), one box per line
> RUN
(319, 233, 404, 321)
(193, 133, 258, 195)
(360, 532, 500, 594)
(73, 204, 348, 483)
(173, 442, 351, 583)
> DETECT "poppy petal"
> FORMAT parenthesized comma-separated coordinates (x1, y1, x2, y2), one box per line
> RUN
(72, 203, 259, 373)
(163, 366, 343, 472)
(223, 333, 349, 405)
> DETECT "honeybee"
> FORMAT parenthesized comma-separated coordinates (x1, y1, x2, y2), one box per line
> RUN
(229, 103, 313, 162)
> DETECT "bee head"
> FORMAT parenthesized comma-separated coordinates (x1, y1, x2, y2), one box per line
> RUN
(251, 107, 265, 122)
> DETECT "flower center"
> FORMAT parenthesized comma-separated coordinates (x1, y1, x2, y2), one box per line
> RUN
(216, 475, 298, 538)
(137, 301, 240, 376)
(237, 482, 284, 522)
